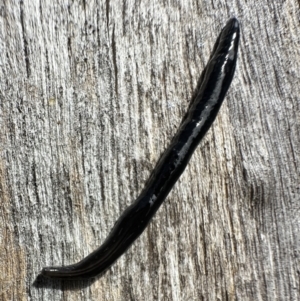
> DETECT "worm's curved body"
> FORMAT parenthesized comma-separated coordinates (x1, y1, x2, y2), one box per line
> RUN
(42, 18, 240, 279)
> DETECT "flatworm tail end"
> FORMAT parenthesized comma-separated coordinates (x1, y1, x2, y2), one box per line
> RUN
(207, 18, 239, 87)
(213, 17, 240, 87)
(219, 18, 239, 73)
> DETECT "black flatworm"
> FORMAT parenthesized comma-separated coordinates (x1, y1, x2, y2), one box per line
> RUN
(41, 18, 240, 279)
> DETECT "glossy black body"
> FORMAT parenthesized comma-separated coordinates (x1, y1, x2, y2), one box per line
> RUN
(41, 18, 240, 279)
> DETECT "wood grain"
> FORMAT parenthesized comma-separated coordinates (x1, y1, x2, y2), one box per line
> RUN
(0, 1, 299, 300)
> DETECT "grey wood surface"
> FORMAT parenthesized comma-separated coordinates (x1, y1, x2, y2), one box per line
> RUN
(0, 1, 299, 300)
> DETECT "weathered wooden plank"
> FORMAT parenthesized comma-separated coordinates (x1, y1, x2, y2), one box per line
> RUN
(0, 1, 299, 300)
